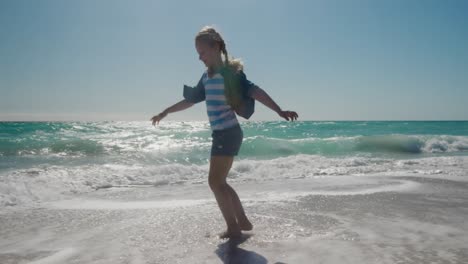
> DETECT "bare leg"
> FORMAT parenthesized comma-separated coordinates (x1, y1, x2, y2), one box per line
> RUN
(225, 184, 253, 231)
(209, 156, 241, 238)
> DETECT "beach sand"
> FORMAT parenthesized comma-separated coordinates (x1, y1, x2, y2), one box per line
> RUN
(1, 175, 468, 264)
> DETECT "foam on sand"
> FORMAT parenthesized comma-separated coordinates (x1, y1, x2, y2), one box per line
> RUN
(28, 248, 78, 264)
(1, 175, 467, 263)
(48, 198, 210, 210)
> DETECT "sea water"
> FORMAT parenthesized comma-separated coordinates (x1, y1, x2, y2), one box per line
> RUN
(1, 121, 467, 207)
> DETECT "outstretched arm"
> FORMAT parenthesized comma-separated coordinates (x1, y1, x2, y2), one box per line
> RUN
(150, 99, 194, 126)
(250, 87, 299, 121)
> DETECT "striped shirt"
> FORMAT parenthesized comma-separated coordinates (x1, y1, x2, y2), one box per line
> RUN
(202, 72, 239, 131)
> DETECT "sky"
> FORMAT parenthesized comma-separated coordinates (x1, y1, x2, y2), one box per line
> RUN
(1, 0, 467, 121)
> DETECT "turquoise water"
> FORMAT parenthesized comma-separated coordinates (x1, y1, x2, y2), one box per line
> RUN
(1, 121, 467, 167)
(1, 121, 468, 207)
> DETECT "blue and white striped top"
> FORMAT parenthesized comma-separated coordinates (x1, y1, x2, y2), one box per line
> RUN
(183, 69, 257, 130)
(202, 72, 239, 131)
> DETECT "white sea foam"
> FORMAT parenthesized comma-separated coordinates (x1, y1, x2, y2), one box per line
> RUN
(28, 248, 78, 264)
(1, 155, 467, 208)
(48, 198, 210, 210)
(244, 179, 420, 202)
(422, 135, 468, 153)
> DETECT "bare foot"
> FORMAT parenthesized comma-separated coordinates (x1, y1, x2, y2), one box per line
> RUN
(238, 219, 253, 231)
(218, 229, 242, 239)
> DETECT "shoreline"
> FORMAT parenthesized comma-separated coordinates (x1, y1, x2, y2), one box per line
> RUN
(1, 175, 467, 263)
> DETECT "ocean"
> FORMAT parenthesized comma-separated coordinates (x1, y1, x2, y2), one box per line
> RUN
(1, 121, 467, 207)
(1, 121, 468, 263)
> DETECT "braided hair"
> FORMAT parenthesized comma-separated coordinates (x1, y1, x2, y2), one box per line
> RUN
(195, 26, 243, 110)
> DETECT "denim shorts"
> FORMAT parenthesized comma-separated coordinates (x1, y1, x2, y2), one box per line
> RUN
(211, 124, 243, 156)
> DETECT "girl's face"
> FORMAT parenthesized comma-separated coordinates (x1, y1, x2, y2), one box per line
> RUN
(195, 41, 220, 68)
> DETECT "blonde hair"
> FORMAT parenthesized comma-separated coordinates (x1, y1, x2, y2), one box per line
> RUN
(195, 26, 244, 109)
(195, 26, 243, 73)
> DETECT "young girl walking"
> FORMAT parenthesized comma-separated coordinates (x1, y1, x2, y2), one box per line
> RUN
(151, 26, 298, 239)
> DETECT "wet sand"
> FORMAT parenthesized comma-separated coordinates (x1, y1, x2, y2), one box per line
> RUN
(1, 175, 467, 264)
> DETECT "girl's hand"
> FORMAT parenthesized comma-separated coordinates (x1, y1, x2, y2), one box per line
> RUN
(150, 111, 168, 126)
(278, 110, 298, 121)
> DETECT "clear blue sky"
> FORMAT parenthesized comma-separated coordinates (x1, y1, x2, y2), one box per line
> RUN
(1, 0, 467, 121)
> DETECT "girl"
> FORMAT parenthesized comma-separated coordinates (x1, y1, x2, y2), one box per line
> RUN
(150, 26, 298, 239)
